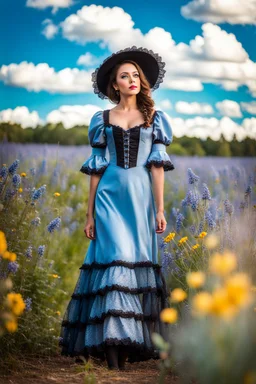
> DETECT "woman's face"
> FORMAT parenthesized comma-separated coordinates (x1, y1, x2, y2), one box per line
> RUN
(114, 63, 141, 97)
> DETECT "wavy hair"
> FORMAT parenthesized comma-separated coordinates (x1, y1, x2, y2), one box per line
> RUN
(106, 60, 155, 128)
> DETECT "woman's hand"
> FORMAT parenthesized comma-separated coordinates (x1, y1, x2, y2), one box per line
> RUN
(84, 216, 96, 240)
(155, 211, 167, 234)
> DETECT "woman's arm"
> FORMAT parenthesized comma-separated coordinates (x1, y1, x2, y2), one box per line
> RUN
(150, 165, 167, 234)
(84, 174, 102, 240)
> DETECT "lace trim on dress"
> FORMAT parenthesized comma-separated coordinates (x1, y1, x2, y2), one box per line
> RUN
(71, 285, 165, 299)
(79, 164, 108, 175)
(91, 46, 166, 100)
(79, 260, 162, 270)
(145, 159, 175, 172)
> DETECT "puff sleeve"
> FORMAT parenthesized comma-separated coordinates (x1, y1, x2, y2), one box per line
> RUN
(145, 110, 175, 172)
(80, 110, 109, 175)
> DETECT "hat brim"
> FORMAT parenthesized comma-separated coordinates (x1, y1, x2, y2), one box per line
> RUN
(91, 46, 166, 100)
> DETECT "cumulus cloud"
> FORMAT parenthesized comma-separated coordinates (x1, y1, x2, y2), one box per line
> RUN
(181, 0, 256, 25)
(159, 99, 172, 110)
(241, 101, 256, 115)
(26, 0, 74, 14)
(175, 101, 214, 115)
(0, 62, 92, 94)
(42, 19, 59, 39)
(77, 52, 100, 67)
(46, 104, 103, 129)
(216, 100, 242, 117)
(0, 106, 42, 128)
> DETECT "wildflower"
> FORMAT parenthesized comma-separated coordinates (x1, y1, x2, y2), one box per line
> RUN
(20, 172, 26, 177)
(178, 236, 188, 246)
(12, 174, 21, 189)
(37, 245, 45, 257)
(0, 231, 8, 254)
(198, 231, 207, 238)
(204, 210, 216, 230)
(202, 183, 211, 200)
(170, 288, 187, 303)
(192, 244, 200, 250)
(204, 234, 219, 249)
(160, 308, 178, 323)
(5, 319, 18, 333)
(30, 168, 36, 176)
(56, 311, 61, 316)
(163, 232, 176, 243)
(8, 160, 20, 176)
(245, 185, 252, 196)
(51, 274, 59, 278)
(191, 192, 200, 211)
(161, 252, 174, 273)
(25, 245, 33, 259)
(24, 297, 32, 312)
(31, 185, 46, 201)
(31, 217, 41, 226)
(187, 168, 200, 184)
(225, 273, 252, 308)
(210, 287, 237, 319)
(54, 192, 60, 197)
(6, 293, 26, 316)
(186, 271, 206, 289)
(7, 262, 19, 274)
(176, 213, 184, 233)
(224, 199, 234, 215)
(192, 292, 213, 316)
(18, 188, 23, 193)
(209, 251, 237, 276)
(47, 217, 61, 233)
(8, 253, 17, 262)
(0, 165, 8, 179)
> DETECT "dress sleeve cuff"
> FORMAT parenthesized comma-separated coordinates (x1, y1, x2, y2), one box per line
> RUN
(145, 143, 175, 172)
(80, 147, 109, 175)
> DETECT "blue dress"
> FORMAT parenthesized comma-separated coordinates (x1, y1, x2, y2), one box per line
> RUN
(59, 109, 175, 363)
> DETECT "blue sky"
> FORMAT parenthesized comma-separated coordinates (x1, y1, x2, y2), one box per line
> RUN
(1, 0, 256, 141)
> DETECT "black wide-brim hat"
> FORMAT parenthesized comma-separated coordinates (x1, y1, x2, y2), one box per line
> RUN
(91, 46, 166, 100)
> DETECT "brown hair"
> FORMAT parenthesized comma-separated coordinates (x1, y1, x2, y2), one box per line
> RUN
(106, 60, 155, 128)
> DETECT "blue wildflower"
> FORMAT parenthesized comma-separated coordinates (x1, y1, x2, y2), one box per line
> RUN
(176, 213, 184, 233)
(159, 237, 168, 251)
(224, 199, 234, 215)
(187, 168, 200, 184)
(8, 160, 20, 175)
(189, 224, 196, 235)
(12, 174, 21, 188)
(245, 185, 252, 196)
(30, 168, 36, 176)
(47, 217, 61, 233)
(31, 185, 46, 201)
(24, 297, 32, 312)
(0, 165, 8, 179)
(205, 210, 216, 230)
(202, 183, 211, 200)
(161, 251, 174, 275)
(37, 245, 45, 257)
(7, 261, 19, 274)
(191, 192, 200, 211)
(25, 245, 33, 259)
(197, 221, 204, 235)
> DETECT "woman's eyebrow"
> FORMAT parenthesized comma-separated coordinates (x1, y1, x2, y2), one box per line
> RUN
(120, 71, 139, 74)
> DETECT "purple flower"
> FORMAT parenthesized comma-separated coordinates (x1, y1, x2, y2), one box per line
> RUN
(191, 192, 200, 211)
(24, 297, 32, 312)
(31, 185, 46, 201)
(30, 168, 36, 176)
(25, 245, 33, 259)
(0, 165, 8, 179)
(224, 199, 234, 215)
(176, 213, 184, 233)
(161, 251, 174, 275)
(12, 174, 21, 188)
(8, 160, 20, 176)
(7, 261, 19, 274)
(205, 210, 216, 230)
(245, 185, 252, 196)
(47, 217, 61, 233)
(37, 245, 45, 257)
(187, 168, 200, 184)
(202, 183, 211, 201)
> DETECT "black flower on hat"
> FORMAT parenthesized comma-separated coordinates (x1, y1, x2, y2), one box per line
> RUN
(91, 46, 166, 100)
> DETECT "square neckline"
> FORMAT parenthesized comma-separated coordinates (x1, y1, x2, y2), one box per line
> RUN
(104, 109, 158, 132)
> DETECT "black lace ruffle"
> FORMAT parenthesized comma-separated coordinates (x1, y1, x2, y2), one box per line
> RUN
(91, 46, 166, 100)
(145, 160, 175, 172)
(80, 260, 162, 270)
(79, 164, 108, 175)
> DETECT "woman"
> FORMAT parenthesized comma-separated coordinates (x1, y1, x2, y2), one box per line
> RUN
(59, 46, 175, 370)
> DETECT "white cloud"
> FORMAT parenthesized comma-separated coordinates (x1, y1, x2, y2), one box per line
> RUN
(170, 116, 256, 141)
(181, 0, 256, 25)
(77, 52, 99, 67)
(0, 62, 92, 94)
(0, 106, 42, 128)
(26, 0, 74, 14)
(42, 19, 59, 39)
(216, 100, 242, 117)
(46, 104, 102, 129)
(175, 101, 214, 115)
(241, 101, 256, 115)
(159, 99, 172, 110)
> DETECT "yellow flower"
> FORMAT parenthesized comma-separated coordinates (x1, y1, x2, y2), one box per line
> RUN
(192, 244, 200, 250)
(164, 232, 176, 243)
(198, 231, 207, 238)
(54, 192, 61, 197)
(20, 172, 26, 177)
(6, 293, 26, 316)
(225, 273, 252, 308)
(8, 252, 17, 262)
(209, 251, 237, 276)
(204, 234, 219, 249)
(18, 188, 23, 193)
(215, 178, 220, 184)
(0, 231, 7, 254)
(51, 274, 59, 278)
(160, 308, 178, 323)
(56, 311, 61, 316)
(186, 271, 206, 289)
(1, 250, 11, 259)
(211, 287, 237, 319)
(5, 319, 18, 333)
(171, 288, 187, 303)
(178, 236, 188, 246)
(192, 292, 213, 316)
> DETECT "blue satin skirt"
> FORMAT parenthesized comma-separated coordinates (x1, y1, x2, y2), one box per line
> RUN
(59, 164, 169, 362)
